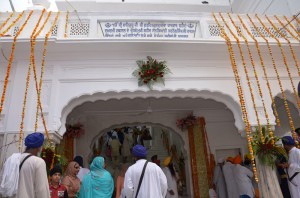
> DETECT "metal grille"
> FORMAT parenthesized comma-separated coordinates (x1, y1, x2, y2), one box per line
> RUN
(250, 26, 288, 38)
(13, 26, 19, 36)
(236, 26, 242, 37)
(51, 24, 58, 36)
(208, 24, 224, 37)
(69, 22, 90, 37)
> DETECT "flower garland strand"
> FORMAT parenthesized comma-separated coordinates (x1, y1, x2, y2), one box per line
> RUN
(227, 13, 274, 140)
(283, 16, 300, 38)
(0, 12, 27, 115)
(247, 14, 298, 145)
(219, 12, 264, 142)
(0, 12, 24, 37)
(266, 16, 300, 77)
(35, 12, 60, 134)
(256, 15, 300, 109)
(31, 11, 52, 134)
(212, 13, 258, 182)
(15, 11, 34, 150)
(19, 9, 45, 149)
(0, 12, 15, 32)
(276, 16, 300, 42)
(237, 14, 280, 126)
(64, 11, 69, 38)
(19, 9, 46, 149)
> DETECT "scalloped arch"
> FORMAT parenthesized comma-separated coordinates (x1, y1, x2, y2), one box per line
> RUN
(58, 89, 244, 135)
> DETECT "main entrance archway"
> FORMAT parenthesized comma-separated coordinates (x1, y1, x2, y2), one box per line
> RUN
(59, 90, 246, 197)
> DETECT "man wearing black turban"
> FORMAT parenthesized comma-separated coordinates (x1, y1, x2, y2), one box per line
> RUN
(16, 132, 50, 198)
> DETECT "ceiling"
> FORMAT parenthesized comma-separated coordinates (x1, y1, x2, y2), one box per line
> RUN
(68, 97, 227, 118)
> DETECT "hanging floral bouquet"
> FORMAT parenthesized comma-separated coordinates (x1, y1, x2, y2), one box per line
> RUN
(41, 142, 67, 175)
(132, 56, 171, 89)
(65, 123, 84, 138)
(176, 113, 197, 131)
(251, 127, 287, 167)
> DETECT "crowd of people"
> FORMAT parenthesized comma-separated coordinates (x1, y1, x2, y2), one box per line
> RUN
(0, 132, 180, 198)
(212, 136, 300, 198)
(1, 131, 299, 198)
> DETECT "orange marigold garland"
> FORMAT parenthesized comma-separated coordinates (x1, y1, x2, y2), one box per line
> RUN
(248, 14, 298, 146)
(283, 16, 300, 38)
(0, 12, 28, 115)
(227, 13, 274, 140)
(64, 11, 69, 38)
(30, 10, 52, 134)
(19, 9, 44, 149)
(256, 15, 300, 109)
(35, 12, 60, 135)
(275, 16, 300, 42)
(0, 12, 15, 33)
(212, 13, 258, 182)
(17, 11, 34, 150)
(237, 14, 280, 127)
(265, 16, 300, 77)
(0, 12, 24, 37)
(19, 9, 46, 149)
(219, 12, 264, 142)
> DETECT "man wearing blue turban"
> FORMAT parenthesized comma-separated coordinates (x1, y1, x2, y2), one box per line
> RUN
(281, 136, 300, 198)
(16, 132, 50, 198)
(123, 144, 168, 198)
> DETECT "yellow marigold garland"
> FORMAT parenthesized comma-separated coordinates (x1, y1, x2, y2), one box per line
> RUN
(19, 9, 46, 149)
(265, 16, 300, 77)
(0, 12, 24, 37)
(19, 9, 45, 149)
(15, 11, 34, 150)
(227, 13, 274, 140)
(34, 12, 60, 135)
(237, 14, 280, 127)
(0, 12, 14, 32)
(248, 14, 298, 146)
(31, 11, 52, 134)
(0, 11, 32, 117)
(256, 15, 300, 110)
(64, 11, 69, 38)
(219, 12, 264, 142)
(275, 16, 300, 42)
(283, 16, 300, 38)
(212, 13, 258, 182)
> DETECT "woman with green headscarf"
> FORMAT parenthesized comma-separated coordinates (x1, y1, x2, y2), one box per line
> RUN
(79, 157, 114, 198)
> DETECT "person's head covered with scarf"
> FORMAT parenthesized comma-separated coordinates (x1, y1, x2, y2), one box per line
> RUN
(79, 156, 114, 198)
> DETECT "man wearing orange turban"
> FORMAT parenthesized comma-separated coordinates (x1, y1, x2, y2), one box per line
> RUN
(233, 154, 255, 198)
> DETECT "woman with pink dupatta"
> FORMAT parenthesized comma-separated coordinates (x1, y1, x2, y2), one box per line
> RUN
(62, 162, 81, 198)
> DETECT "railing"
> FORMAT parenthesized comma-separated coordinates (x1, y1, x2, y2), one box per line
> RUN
(0, 11, 299, 43)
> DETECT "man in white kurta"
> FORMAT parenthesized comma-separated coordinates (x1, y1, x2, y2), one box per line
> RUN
(213, 158, 227, 198)
(234, 164, 254, 198)
(123, 145, 168, 198)
(16, 132, 50, 198)
(17, 153, 50, 198)
(162, 157, 178, 198)
(282, 136, 300, 198)
(223, 157, 239, 198)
